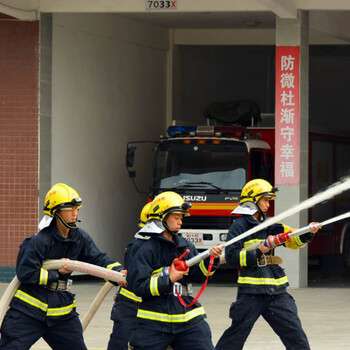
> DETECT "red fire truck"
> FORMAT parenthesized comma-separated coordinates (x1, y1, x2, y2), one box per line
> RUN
(127, 124, 350, 267)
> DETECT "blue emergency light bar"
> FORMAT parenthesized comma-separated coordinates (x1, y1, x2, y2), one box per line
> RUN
(167, 125, 247, 138)
(167, 126, 197, 137)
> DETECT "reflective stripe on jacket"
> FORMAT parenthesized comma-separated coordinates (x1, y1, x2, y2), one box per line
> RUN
(117, 238, 148, 304)
(119, 288, 142, 303)
(10, 223, 124, 323)
(225, 215, 314, 295)
(126, 234, 220, 333)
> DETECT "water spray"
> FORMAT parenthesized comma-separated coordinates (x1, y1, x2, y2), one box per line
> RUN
(182, 176, 350, 268)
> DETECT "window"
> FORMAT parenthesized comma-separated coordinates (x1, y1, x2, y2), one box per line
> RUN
(151, 140, 248, 191)
(250, 150, 273, 184)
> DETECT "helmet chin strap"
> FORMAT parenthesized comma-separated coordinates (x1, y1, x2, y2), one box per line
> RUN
(54, 212, 78, 230)
(163, 220, 180, 235)
(254, 202, 266, 222)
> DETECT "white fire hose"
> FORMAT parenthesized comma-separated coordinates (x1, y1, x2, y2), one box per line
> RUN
(242, 211, 350, 251)
(0, 260, 126, 332)
(185, 176, 350, 268)
(81, 281, 115, 331)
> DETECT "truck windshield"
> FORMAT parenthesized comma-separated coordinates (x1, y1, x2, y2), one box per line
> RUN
(150, 139, 248, 191)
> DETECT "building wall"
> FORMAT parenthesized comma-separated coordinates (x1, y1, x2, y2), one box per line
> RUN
(1, 12, 348, 282)
(51, 14, 169, 261)
(0, 14, 39, 280)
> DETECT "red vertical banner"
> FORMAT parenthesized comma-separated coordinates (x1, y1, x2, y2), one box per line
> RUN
(275, 46, 300, 186)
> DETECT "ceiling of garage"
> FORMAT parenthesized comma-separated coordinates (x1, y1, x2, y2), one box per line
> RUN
(0, 1, 350, 43)
(119, 11, 276, 29)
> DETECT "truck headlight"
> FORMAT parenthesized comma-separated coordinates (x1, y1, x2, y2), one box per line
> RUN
(220, 233, 227, 242)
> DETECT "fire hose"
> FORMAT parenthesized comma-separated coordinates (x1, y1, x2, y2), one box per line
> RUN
(173, 176, 350, 271)
(242, 211, 350, 251)
(168, 177, 350, 305)
(81, 281, 115, 331)
(0, 260, 126, 332)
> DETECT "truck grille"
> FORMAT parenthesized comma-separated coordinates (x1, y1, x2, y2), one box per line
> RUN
(182, 216, 235, 230)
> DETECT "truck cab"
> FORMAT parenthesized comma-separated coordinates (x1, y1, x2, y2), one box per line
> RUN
(149, 125, 274, 251)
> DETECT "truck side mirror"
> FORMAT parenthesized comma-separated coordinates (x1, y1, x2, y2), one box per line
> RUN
(126, 146, 136, 178)
(125, 140, 158, 194)
(126, 146, 136, 168)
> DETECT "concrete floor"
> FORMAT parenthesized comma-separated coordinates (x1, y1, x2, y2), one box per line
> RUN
(1, 280, 350, 349)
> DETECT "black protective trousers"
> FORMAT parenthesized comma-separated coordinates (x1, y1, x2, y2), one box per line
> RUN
(215, 292, 310, 350)
(130, 319, 215, 350)
(107, 296, 138, 350)
(0, 308, 87, 350)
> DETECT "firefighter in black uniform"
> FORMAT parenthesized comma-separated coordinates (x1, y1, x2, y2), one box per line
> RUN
(215, 179, 321, 350)
(107, 202, 152, 350)
(0, 183, 126, 350)
(127, 191, 223, 350)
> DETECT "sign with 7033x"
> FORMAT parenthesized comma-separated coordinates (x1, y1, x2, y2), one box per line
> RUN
(146, 0, 177, 10)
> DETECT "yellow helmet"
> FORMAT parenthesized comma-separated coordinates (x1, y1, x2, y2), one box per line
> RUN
(138, 202, 153, 228)
(240, 179, 278, 204)
(148, 191, 191, 221)
(43, 183, 82, 217)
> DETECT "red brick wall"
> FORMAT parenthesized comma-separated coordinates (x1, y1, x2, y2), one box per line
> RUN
(0, 16, 40, 269)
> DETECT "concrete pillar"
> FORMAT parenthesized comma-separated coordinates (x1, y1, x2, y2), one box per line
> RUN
(39, 13, 53, 210)
(166, 29, 174, 129)
(275, 11, 309, 288)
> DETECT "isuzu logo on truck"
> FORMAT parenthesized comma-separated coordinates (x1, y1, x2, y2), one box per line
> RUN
(224, 196, 239, 201)
(183, 195, 207, 202)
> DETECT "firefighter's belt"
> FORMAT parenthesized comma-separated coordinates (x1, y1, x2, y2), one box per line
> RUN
(258, 255, 283, 267)
(44, 279, 73, 291)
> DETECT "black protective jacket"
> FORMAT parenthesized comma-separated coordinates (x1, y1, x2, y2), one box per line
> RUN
(225, 215, 314, 295)
(126, 234, 220, 334)
(10, 223, 123, 324)
(117, 238, 146, 304)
